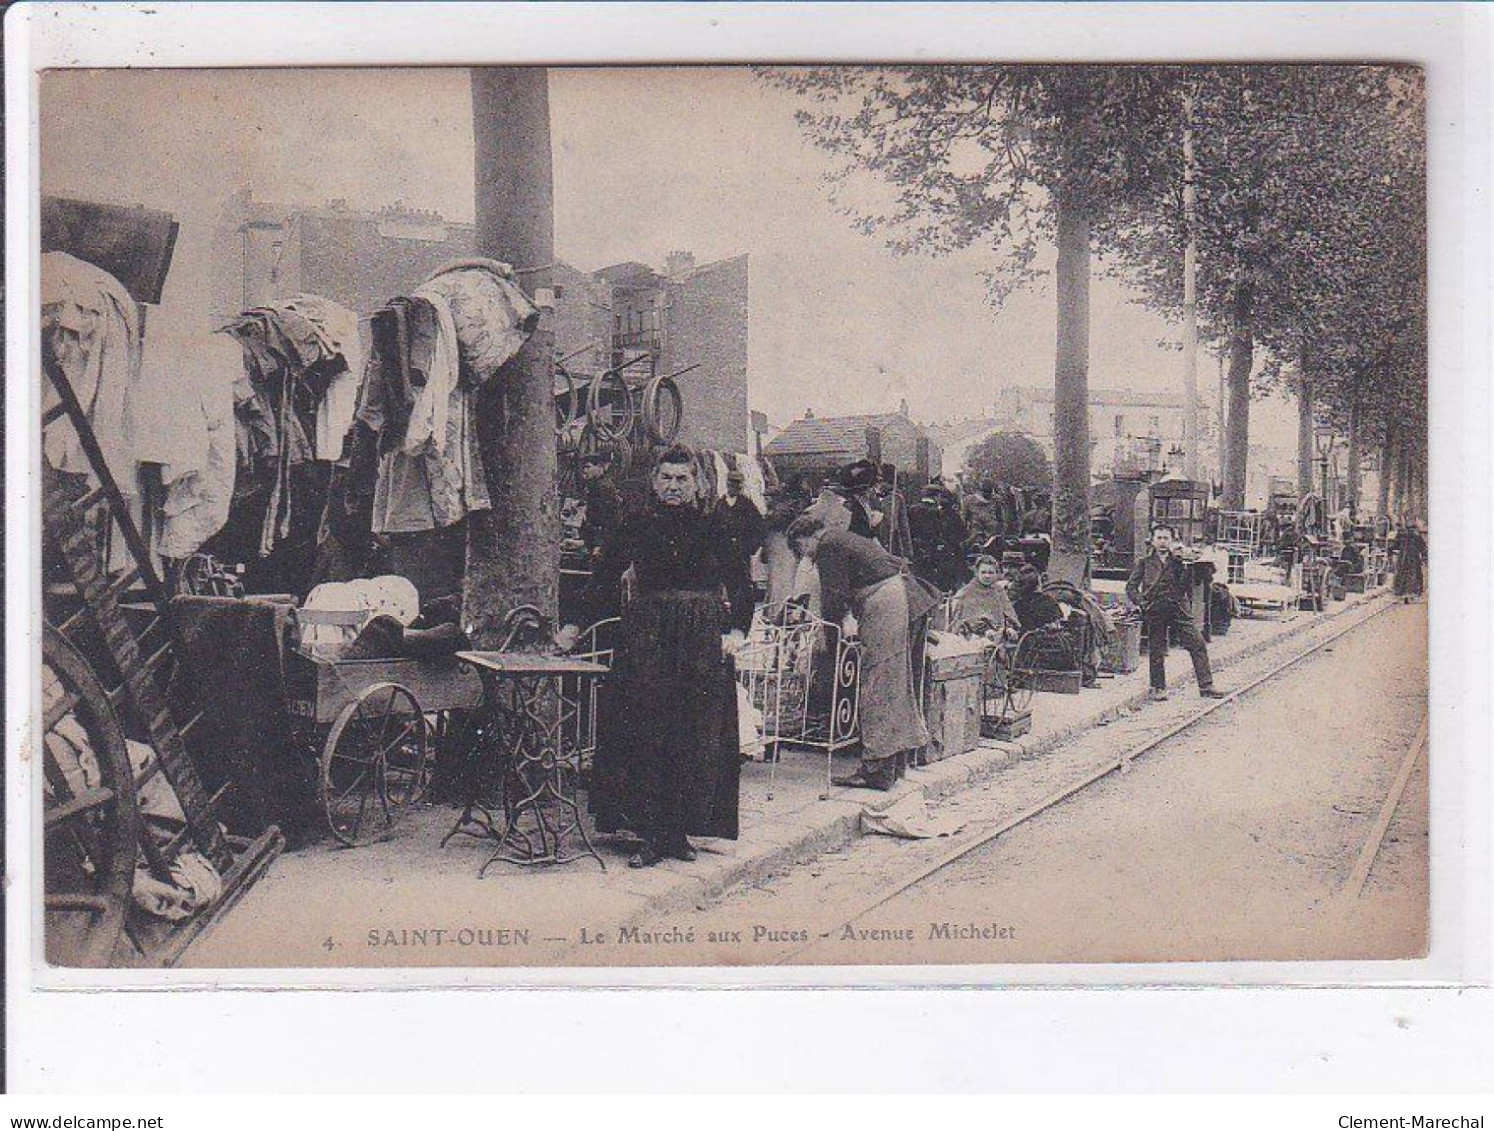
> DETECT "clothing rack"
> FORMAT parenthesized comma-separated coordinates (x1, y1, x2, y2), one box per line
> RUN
(42, 347, 284, 966)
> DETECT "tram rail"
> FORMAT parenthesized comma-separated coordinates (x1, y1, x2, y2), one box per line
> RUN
(775, 596, 1409, 964)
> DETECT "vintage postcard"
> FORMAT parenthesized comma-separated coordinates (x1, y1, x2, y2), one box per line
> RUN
(32, 60, 1431, 975)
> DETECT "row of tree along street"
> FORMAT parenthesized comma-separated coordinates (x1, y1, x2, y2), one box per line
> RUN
(461, 66, 1426, 642)
(759, 65, 1428, 585)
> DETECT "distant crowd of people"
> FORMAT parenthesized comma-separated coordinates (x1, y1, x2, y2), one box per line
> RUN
(559, 442, 1426, 869)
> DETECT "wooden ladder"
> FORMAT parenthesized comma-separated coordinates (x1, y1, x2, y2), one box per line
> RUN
(43, 350, 284, 964)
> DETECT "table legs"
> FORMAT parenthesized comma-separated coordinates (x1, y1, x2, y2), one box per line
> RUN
(445, 672, 605, 873)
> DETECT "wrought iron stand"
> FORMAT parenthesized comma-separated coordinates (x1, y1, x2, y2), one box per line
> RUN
(445, 652, 609, 873)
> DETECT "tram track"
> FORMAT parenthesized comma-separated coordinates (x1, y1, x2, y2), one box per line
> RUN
(1337, 712, 1428, 906)
(774, 595, 1408, 964)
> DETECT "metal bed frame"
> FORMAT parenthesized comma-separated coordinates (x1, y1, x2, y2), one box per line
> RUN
(735, 599, 862, 800)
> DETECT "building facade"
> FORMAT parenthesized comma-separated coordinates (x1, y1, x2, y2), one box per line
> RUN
(992, 385, 1224, 479)
(213, 191, 751, 453)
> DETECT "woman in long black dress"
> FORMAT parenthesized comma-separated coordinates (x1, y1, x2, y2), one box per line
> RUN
(559, 445, 754, 868)
(1393, 520, 1427, 600)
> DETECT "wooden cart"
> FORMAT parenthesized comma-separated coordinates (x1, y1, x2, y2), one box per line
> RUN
(286, 642, 484, 848)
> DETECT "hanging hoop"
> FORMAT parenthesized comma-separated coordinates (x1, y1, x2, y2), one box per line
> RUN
(586, 369, 635, 441)
(554, 364, 583, 441)
(643, 375, 684, 445)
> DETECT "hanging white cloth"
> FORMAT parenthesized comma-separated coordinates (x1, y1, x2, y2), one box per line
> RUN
(736, 453, 768, 514)
(41, 251, 141, 484)
(405, 286, 462, 456)
(711, 450, 731, 504)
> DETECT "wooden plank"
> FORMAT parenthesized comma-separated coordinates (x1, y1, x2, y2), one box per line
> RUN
(45, 787, 116, 829)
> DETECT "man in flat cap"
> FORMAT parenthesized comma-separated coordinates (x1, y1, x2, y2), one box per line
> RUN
(713, 467, 767, 580)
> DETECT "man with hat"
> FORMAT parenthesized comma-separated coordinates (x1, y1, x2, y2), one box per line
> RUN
(579, 450, 622, 560)
(907, 482, 970, 594)
(713, 466, 767, 578)
(836, 458, 882, 540)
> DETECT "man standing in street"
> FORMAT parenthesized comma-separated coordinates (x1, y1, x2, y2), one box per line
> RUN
(1126, 525, 1224, 702)
(578, 451, 622, 561)
(713, 468, 767, 577)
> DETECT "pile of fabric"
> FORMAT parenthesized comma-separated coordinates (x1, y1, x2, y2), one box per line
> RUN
(218, 294, 365, 561)
(41, 250, 143, 499)
(44, 663, 222, 924)
(352, 259, 538, 536)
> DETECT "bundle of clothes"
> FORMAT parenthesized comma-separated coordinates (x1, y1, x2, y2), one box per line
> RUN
(210, 294, 364, 575)
(344, 259, 538, 537)
(41, 251, 143, 484)
(41, 252, 146, 577)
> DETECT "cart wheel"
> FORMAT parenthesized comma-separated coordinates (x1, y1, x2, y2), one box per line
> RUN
(642, 375, 684, 445)
(1004, 666, 1034, 715)
(586, 368, 636, 440)
(320, 682, 429, 848)
(42, 623, 141, 967)
(554, 364, 583, 441)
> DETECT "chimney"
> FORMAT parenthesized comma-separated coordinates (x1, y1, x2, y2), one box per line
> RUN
(664, 250, 697, 278)
(805, 407, 815, 419)
(899, 397, 910, 417)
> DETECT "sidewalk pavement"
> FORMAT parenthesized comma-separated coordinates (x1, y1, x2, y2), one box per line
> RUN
(184, 586, 1395, 968)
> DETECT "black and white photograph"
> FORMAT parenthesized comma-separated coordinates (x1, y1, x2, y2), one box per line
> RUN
(26, 52, 1436, 974)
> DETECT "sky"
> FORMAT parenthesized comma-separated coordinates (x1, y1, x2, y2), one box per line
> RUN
(39, 65, 1297, 445)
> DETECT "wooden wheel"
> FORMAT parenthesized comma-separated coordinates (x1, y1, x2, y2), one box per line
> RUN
(319, 682, 429, 847)
(554, 364, 584, 442)
(642, 374, 683, 445)
(586, 368, 636, 440)
(42, 623, 140, 967)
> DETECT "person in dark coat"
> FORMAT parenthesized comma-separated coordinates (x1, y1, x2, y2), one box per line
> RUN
(1393, 520, 1427, 600)
(836, 458, 881, 539)
(558, 445, 754, 868)
(1126, 525, 1223, 701)
(579, 451, 622, 559)
(713, 468, 767, 572)
(1009, 564, 1064, 633)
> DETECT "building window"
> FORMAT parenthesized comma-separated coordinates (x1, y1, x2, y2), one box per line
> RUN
(1115, 413, 1124, 437)
(1150, 415, 1161, 432)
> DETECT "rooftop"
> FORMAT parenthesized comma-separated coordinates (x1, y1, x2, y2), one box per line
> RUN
(763, 411, 919, 458)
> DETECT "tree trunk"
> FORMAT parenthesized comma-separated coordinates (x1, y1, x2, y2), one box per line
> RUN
(1345, 397, 1362, 516)
(1377, 416, 1395, 518)
(464, 67, 559, 646)
(1049, 192, 1091, 586)
(1180, 93, 1201, 482)
(1409, 441, 1427, 522)
(1217, 350, 1227, 487)
(1222, 271, 1253, 510)
(1394, 436, 1412, 521)
(1297, 369, 1315, 498)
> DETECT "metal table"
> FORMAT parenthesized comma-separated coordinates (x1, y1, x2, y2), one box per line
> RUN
(443, 651, 609, 874)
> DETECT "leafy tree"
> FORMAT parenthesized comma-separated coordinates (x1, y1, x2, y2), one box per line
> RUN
(1103, 66, 1424, 512)
(962, 431, 1053, 488)
(758, 65, 1176, 583)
